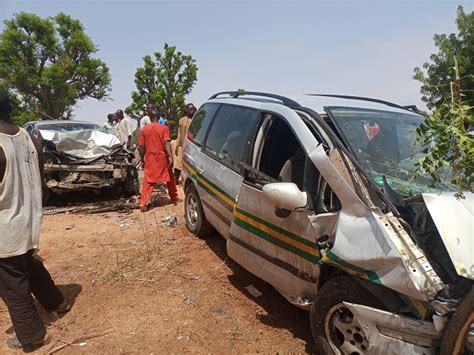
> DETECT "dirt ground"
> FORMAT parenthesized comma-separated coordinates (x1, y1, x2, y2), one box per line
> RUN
(0, 189, 316, 354)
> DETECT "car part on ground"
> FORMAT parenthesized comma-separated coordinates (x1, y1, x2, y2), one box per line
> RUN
(43, 197, 138, 215)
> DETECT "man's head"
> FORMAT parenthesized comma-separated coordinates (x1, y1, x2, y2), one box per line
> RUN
(149, 109, 159, 122)
(116, 109, 124, 120)
(0, 88, 12, 122)
(146, 102, 155, 116)
(185, 103, 197, 118)
(107, 113, 115, 123)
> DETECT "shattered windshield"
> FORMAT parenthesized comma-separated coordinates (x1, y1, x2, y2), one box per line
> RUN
(326, 106, 456, 198)
(38, 123, 99, 132)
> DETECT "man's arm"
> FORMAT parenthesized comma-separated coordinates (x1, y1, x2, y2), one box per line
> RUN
(175, 118, 183, 155)
(165, 141, 173, 167)
(126, 118, 133, 149)
(138, 144, 145, 161)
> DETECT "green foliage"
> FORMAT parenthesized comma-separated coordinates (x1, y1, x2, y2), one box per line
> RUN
(0, 12, 111, 121)
(415, 97, 473, 193)
(126, 43, 198, 126)
(413, 6, 474, 110)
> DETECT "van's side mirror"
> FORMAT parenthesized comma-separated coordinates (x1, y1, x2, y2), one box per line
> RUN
(262, 183, 307, 210)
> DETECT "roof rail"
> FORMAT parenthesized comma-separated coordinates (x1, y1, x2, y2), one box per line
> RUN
(306, 94, 415, 112)
(209, 91, 301, 108)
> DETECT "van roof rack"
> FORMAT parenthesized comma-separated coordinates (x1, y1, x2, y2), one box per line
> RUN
(209, 91, 301, 108)
(306, 94, 417, 112)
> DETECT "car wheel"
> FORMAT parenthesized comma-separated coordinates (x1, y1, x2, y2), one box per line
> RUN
(440, 287, 474, 355)
(185, 183, 214, 237)
(310, 275, 386, 354)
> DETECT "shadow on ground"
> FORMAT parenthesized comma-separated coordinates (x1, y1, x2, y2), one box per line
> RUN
(38, 283, 83, 326)
(204, 233, 317, 354)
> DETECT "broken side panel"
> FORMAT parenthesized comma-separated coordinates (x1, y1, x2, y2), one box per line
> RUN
(308, 145, 443, 301)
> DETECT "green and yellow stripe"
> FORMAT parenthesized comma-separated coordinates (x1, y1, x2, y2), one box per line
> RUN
(234, 208, 321, 263)
(182, 159, 236, 211)
(183, 158, 382, 284)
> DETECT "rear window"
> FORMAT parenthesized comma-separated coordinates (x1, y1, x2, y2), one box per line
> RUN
(187, 103, 220, 146)
(205, 105, 258, 168)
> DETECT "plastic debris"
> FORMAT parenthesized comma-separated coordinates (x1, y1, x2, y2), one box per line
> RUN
(245, 284, 262, 298)
(162, 215, 178, 228)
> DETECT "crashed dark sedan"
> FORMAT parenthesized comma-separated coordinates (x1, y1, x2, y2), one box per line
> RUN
(23, 120, 138, 202)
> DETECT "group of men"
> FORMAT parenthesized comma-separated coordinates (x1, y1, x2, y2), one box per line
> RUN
(100, 103, 198, 211)
(0, 86, 198, 351)
(101, 109, 134, 149)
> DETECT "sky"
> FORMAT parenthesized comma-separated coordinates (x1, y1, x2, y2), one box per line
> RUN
(1, 0, 472, 124)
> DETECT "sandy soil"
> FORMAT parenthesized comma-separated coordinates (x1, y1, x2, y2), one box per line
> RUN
(0, 190, 315, 354)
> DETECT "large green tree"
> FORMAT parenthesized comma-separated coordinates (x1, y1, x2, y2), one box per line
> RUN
(413, 6, 473, 110)
(0, 12, 111, 120)
(126, 43, 198, 126)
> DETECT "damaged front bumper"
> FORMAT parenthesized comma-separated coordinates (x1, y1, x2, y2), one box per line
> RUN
(44, 163, 132, 191)
(344, 302, 474, 354)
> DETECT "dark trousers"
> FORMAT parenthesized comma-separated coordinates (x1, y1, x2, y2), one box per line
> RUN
(0, 250, 64, 345)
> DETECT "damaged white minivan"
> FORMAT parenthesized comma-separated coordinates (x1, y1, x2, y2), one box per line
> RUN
(181, 91, 473, 354)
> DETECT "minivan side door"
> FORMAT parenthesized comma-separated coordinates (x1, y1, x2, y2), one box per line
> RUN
(227, 109, 322, 305)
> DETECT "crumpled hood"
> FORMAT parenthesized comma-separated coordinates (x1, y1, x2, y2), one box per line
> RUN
(422, 192, 474, 280)
(40, 129, 122, 159)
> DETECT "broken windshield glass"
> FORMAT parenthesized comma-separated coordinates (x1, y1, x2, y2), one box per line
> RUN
(325, 106, 456, 198)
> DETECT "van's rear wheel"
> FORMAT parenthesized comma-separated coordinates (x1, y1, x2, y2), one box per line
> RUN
(310, 276, 386, 354)
(185, 184, 214, 237)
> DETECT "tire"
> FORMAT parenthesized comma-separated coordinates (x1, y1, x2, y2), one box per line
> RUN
(440, 287, 474, 355)
(184, 183, 214, 238)
(310, 275, 386, 355)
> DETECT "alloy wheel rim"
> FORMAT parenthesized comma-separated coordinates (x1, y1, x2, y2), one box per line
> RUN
(186, 193, 199, 227)
(325, 303, 369, 355)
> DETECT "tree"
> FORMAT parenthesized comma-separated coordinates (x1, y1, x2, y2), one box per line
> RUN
(413, 6, 473, 110)
(0, 12, 111, 120)
(126, 43, 198, 127)
(413, 6, 474, 193)
(415, 59, 474, 193)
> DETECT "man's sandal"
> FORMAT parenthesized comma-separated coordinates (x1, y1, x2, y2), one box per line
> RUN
(7, 332, 51, 352)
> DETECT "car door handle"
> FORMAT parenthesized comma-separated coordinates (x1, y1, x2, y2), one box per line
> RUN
(196, 166, 204, 175)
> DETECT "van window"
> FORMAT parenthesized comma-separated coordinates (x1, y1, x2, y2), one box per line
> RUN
(187, 103, 220, 146)
(205, 105, 258, 168)
(251, 114, 341, 212)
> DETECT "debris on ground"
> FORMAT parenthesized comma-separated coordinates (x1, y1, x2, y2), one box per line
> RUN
(183, 297, 195, 305)
(162, 215, 178, 228)
(245, 285, 263, 298)
(43, 197, 138, 215)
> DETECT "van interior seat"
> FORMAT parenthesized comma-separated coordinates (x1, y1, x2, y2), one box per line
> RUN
(278, 146, 305, 190)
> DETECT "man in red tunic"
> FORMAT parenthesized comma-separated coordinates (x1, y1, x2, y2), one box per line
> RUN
(138, 109, 178, 211)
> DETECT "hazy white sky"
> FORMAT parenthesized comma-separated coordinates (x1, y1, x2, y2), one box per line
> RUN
(1, 0, 472, 124)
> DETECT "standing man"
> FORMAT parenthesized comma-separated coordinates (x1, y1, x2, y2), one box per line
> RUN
(175, 103, 197, 156)
(138, 109, 178, 211)
(101, 113, 116, 134)
(0, 89, 69, 351)
(140, 102, 154, 130)
(115, 109, 133, 149)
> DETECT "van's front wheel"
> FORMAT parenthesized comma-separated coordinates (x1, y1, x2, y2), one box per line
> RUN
(185, 184, 214, 237)
(310, 276, 386, 354)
